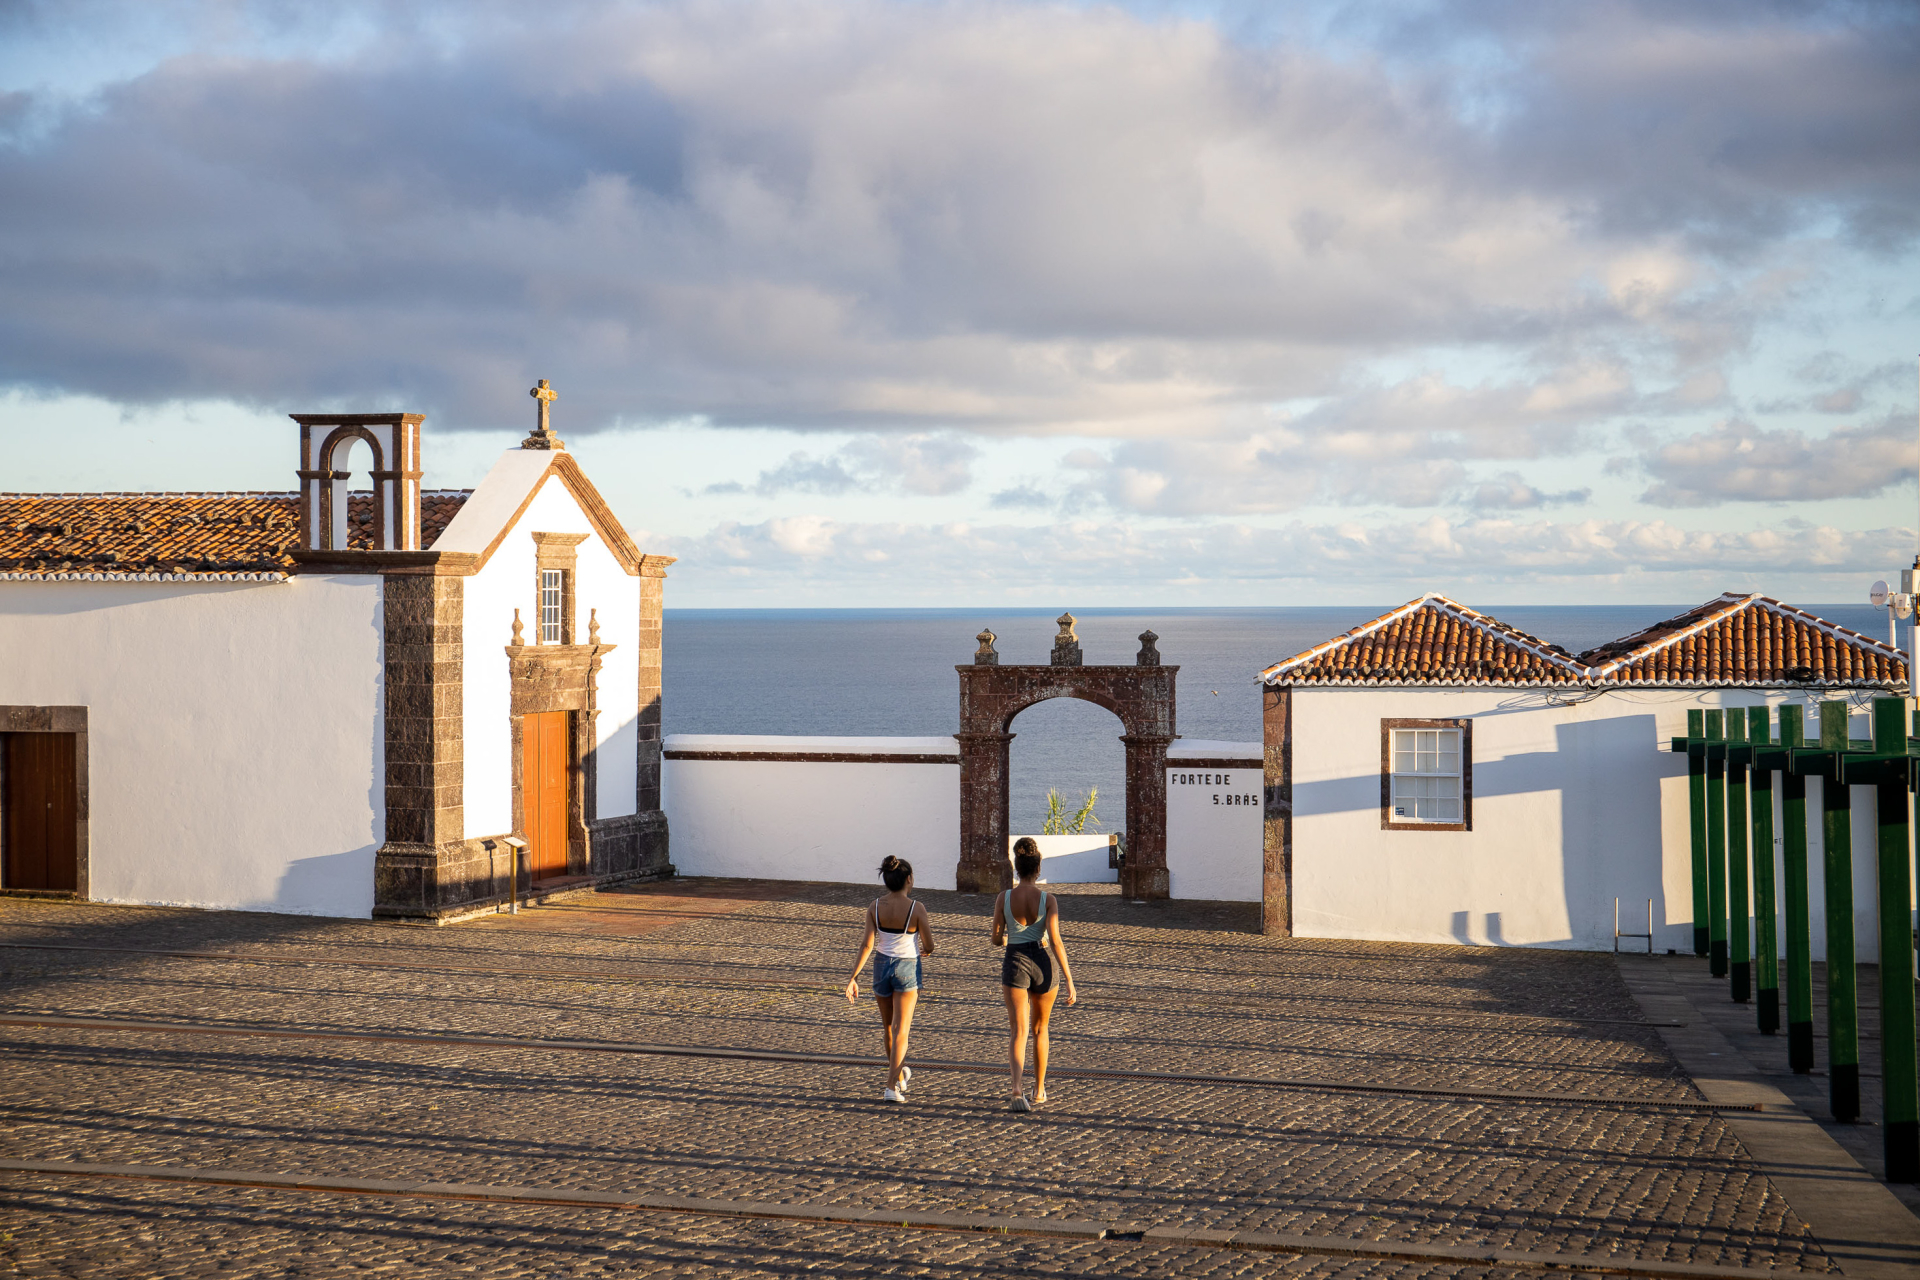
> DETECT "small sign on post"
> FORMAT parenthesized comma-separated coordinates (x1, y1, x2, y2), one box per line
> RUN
(501, 835, 529, 915)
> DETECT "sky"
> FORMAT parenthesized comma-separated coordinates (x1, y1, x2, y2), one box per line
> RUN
(1, 0, 1917, 607)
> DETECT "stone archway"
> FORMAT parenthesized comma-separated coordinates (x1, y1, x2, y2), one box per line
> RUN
(955, 616, 1176, 898)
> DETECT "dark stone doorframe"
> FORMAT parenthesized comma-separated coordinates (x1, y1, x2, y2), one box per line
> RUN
(0, 706, 89, 900)
(505, 636, 614, 877)
(954, 635, 1176, 898)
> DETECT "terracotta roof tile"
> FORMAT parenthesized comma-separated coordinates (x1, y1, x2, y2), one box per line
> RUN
(1260, 595, 1588, 686)
(0, 490, 471, 579)
(1263, 591, 1907, 690)
(1578, 593, 1906, 688)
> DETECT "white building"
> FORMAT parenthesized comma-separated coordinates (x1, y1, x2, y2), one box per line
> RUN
(1260, 592, 1908, 957)
(0, 397, 672, 920)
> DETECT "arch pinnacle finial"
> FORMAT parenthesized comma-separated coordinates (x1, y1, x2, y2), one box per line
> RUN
(1051, 612, 1082, 667)
(974, 628, 999, 666)
(523, 378, 566, 451)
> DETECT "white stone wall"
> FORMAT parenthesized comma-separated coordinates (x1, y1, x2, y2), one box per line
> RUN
(664, 736, 962, 888)
(0, 575, 385, 916)
(1167, 740, 1263, 902)
(458, 469, 640, 839)
(661, 734, 1267, 901)
(1007, 833, 1115, 884)
(1288, 687, 1901, 957)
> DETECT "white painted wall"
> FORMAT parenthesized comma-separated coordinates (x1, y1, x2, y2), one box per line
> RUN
(0, 576, 384, 916)
(658, 733, 1267, 902)
(664, 735, 961, 888)
(1291, 688, 1905, 956)
(1008, 833, 1114, 883)
(459, 466, 640, 838)
(1166, 740, 1263, 902)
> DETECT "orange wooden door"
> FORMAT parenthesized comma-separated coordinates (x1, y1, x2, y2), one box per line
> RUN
(522, 712, 570, 879)
(3, 734, 78, 892)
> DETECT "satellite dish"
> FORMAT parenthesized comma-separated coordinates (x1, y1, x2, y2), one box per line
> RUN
(1871, 579, 1889, 606)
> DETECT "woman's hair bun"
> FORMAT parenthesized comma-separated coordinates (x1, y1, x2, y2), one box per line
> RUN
(880, 856, 901, 873)
(878, 855, 913, 890)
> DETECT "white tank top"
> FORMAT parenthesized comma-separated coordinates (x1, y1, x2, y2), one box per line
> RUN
(873, 898, 920, 959)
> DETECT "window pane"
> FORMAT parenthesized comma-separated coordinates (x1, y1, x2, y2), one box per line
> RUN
(1389, 726, 1465, 822)
(540, 569, 562, 643)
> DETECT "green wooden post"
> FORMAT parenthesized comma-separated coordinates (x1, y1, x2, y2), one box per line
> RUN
(1727, 711, 1751, 1002)
(1687, 709, 1708, 956)
(1748, 705, 1780, 1034)
(1781, 704, 1815, 1072)
(1869, 698, 1917, 1181)
(1818, 699, 1860, 1124)
(1707, 709, 1728, 978)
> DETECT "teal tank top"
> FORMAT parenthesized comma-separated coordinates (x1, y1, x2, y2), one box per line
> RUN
(1003, 889, 1048, 946)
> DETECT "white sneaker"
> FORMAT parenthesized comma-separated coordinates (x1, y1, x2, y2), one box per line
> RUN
(882, 1088, 905, 1103)
(898, 1066, 912, 1092)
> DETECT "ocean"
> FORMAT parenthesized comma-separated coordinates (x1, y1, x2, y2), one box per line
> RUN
(661, 604, 1896, 836)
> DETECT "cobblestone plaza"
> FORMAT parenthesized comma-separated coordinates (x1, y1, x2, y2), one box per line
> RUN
(0, 881, 1907, 1278)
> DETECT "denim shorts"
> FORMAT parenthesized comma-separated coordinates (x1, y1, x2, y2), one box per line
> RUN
(872, 954, 923, 996)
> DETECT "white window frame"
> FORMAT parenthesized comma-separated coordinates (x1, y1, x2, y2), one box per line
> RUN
(1381, 719, 1471, 831)
(539, 568, 564, 645)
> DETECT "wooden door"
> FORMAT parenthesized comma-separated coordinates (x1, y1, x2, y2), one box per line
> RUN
(522, 712, 571, 880)
(3, 734, 78, 892)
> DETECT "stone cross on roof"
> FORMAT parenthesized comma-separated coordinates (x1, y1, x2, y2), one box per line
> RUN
(522, 378, 566, 451)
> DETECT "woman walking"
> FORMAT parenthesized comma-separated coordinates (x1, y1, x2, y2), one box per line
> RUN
(844, 856, 935, 1103)
(992, 837, 1078, 1111)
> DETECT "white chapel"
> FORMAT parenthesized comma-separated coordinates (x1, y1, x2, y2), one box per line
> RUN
(0, 384, 673, 919)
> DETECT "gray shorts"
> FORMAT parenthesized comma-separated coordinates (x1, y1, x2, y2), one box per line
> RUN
(1001, 941, 1053, 993)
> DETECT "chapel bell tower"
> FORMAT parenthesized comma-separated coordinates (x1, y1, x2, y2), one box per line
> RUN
(289, 412, 426, 552)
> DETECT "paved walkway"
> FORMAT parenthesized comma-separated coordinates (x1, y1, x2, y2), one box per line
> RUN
(0, 880, 1905, 1278)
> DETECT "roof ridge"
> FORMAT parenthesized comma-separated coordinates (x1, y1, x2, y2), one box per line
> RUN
(1580, 594, 1755, 675)
(1258, 592, 1587, 685)
(1256, 595, 1431, 681)
(1582, 592, 1903, 678)
(1745, 592, 1905, 658)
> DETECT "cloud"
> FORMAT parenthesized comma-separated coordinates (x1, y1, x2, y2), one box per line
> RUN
(1756, 355, 1911, 416)
(708, 452, 865, 497)
(0, 0, 1912, 444)
(706, 431, 976, 497)
(1468, 473, 1591, 511)
(1636, 414, 1914, 507)
(1040, 362, 1635, 514)
(842, 434, 976, 496)
(989, 484, 1053, 511)
(657, 511, 1912, 601)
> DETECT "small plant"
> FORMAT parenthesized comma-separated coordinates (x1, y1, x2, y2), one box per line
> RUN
(1041, 786, 1100, 835)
